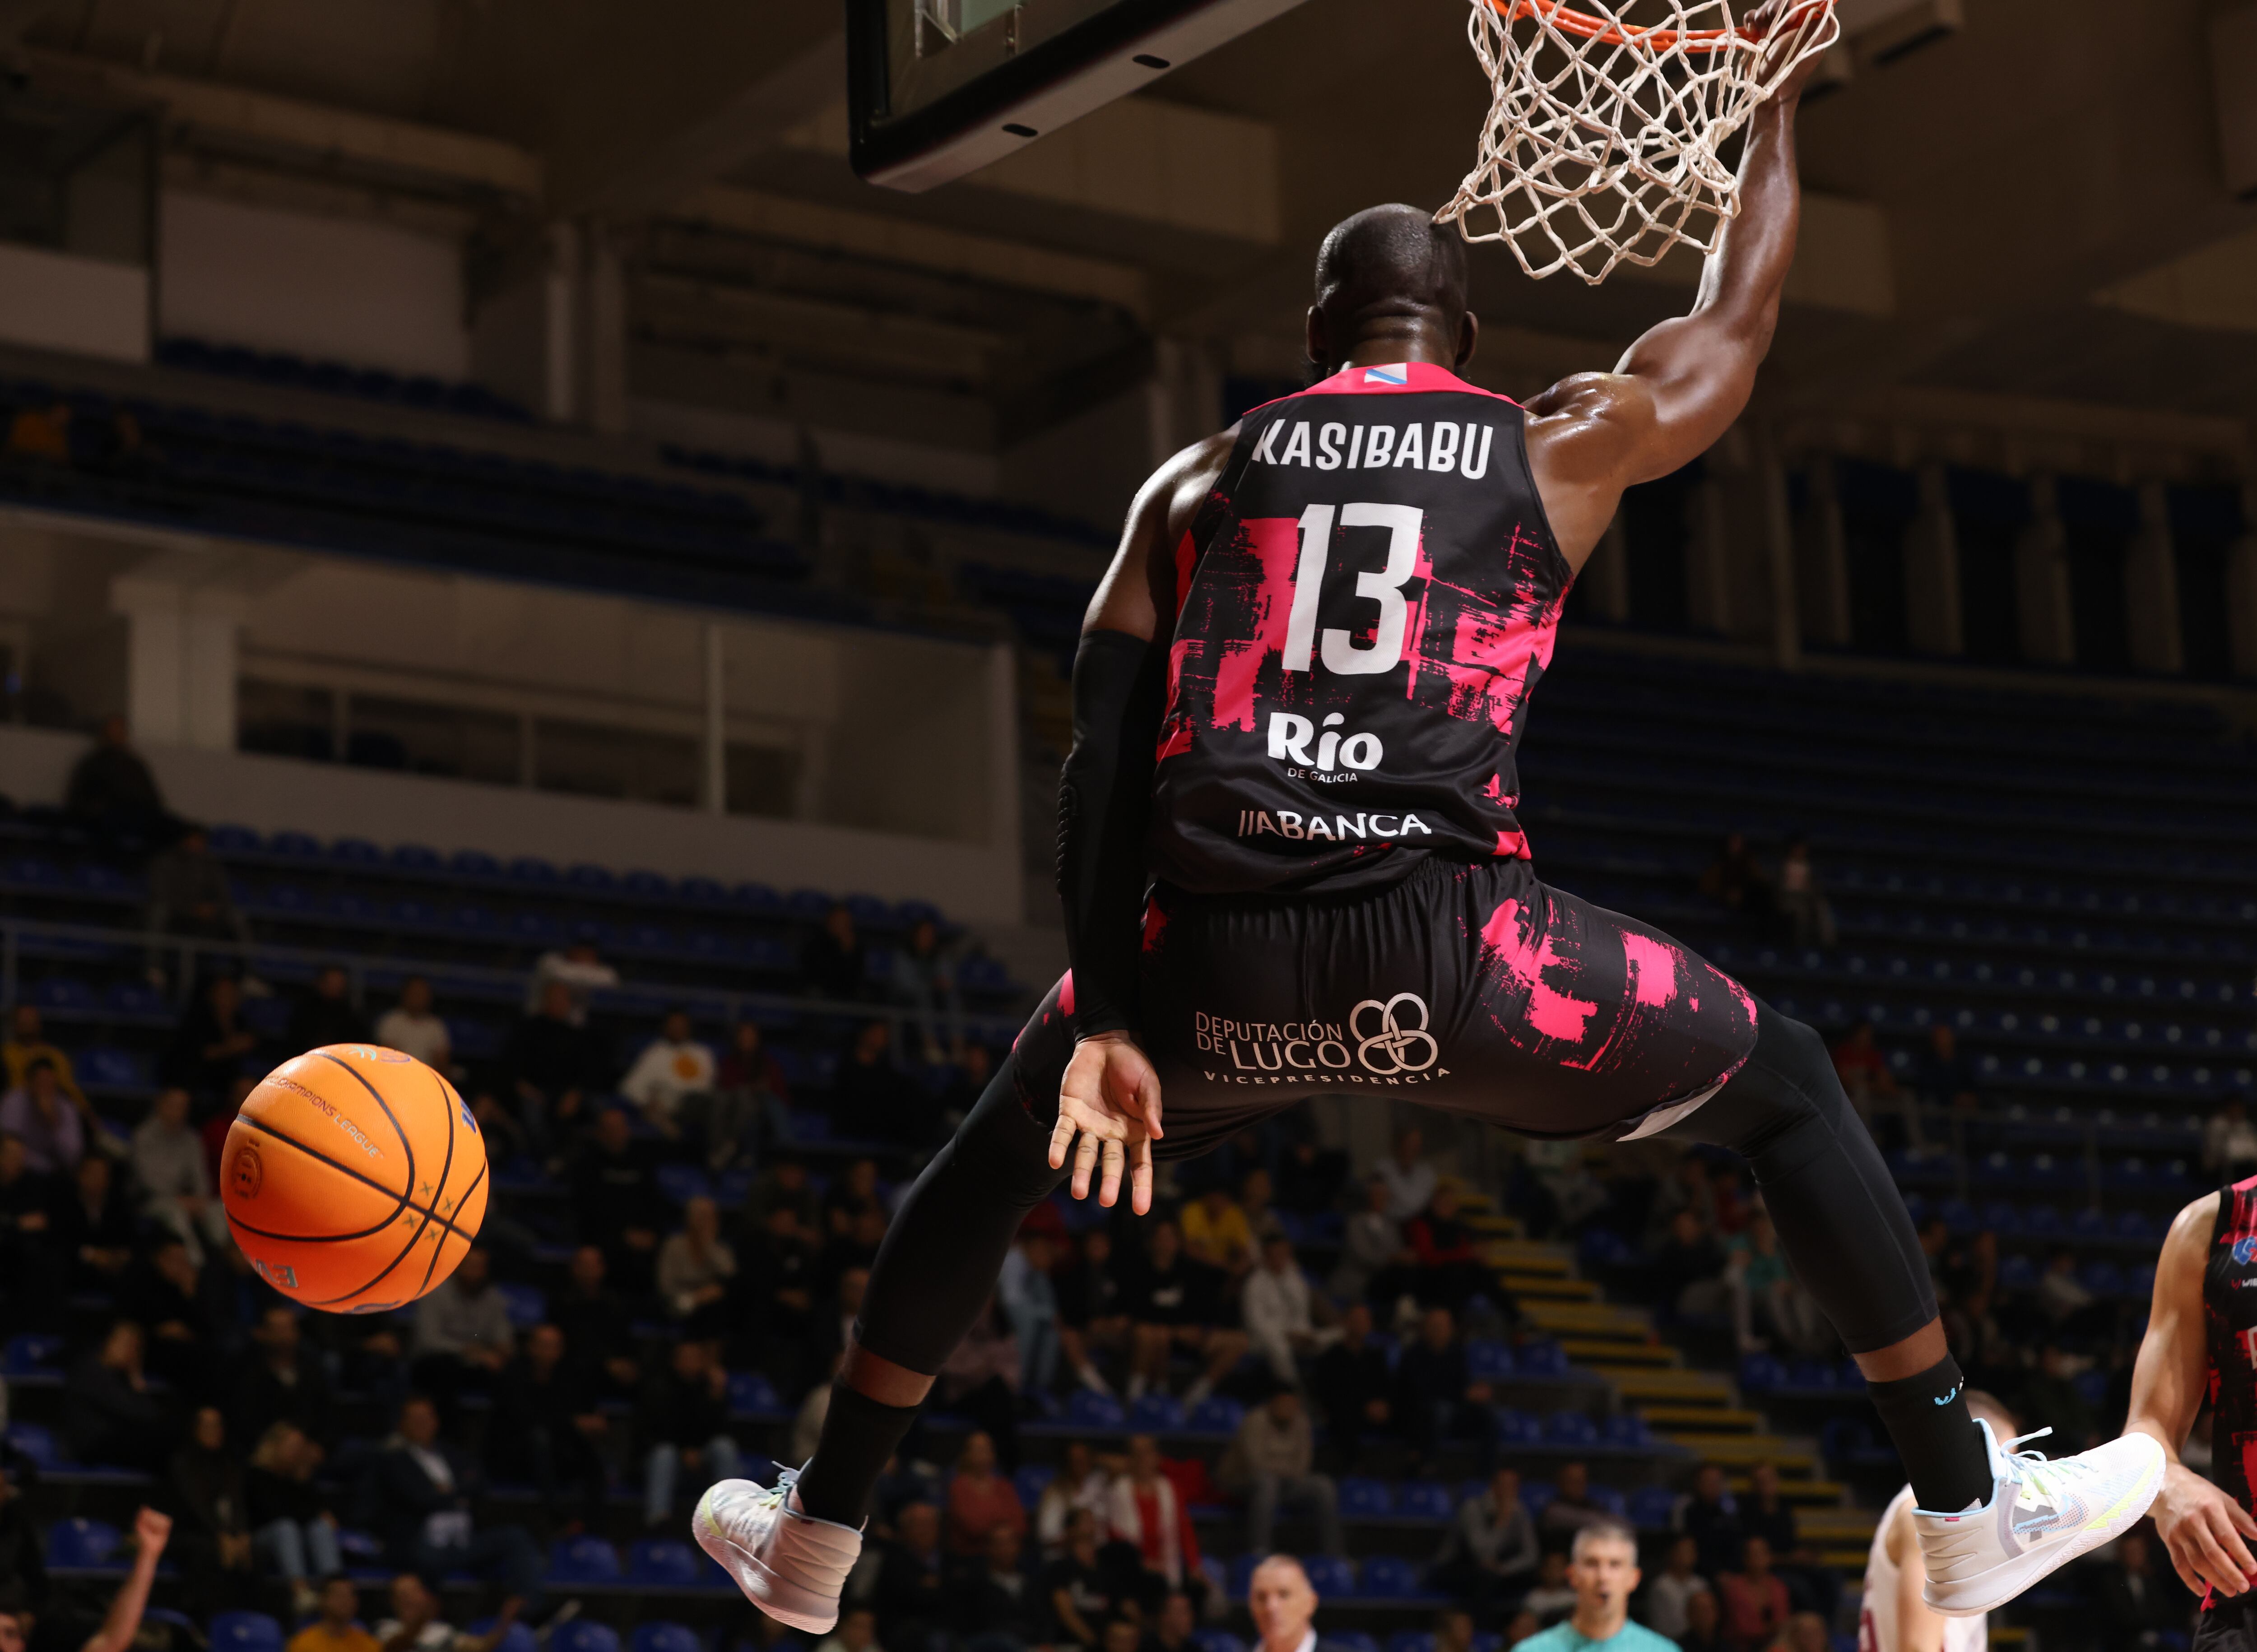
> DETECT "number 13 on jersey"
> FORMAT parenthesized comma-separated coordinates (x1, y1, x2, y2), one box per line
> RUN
(1282, 503, 1423, 678)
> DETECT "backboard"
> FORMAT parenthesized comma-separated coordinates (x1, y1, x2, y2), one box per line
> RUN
(845, 0, 1310, 192)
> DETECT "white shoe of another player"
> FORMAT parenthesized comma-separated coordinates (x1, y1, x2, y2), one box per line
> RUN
(693, 1465, 863, 1633)
(1915, 1420, 2164, 1618)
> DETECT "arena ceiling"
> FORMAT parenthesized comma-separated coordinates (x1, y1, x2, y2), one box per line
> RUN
(8, 0, 2255, 456)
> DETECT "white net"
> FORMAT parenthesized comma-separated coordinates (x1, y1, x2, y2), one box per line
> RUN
(1436, 0, 1839, 285)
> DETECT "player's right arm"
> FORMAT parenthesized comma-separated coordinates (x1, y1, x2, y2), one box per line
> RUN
(1519, 0, 1820, 570)
(2125, 1191, 2257, 1598)
(1048, 431, 1235, 1214)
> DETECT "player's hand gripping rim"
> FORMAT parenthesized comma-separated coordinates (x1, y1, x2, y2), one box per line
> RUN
(1050, 1030, 1164, 1215)
(2151, 1459, 2257, 1599)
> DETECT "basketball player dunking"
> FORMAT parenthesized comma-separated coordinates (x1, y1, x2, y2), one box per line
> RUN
(2123, 1177, 2257, 1648)
(696, 3, 2159, 1629)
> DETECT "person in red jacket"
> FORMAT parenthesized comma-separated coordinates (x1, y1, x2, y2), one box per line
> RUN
(1403, 1186, 1501, 1318)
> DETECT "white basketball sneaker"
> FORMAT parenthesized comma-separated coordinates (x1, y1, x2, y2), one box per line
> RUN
(693, 1466, 864, 1633)
(1915, 1420, 2165, 1617)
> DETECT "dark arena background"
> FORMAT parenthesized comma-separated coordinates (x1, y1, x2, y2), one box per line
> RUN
(0, 3, 2253, 1652)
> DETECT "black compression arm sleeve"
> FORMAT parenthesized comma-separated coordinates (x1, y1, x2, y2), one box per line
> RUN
(1056, 628, 1167, 1039)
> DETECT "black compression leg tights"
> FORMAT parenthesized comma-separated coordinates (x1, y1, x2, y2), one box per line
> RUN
(795, 1052, 1066, 1524)
(1660, 1002, 1991, 1510)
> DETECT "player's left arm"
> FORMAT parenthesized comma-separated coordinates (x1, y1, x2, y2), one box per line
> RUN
(2125, 1191, 2257, 1597)
(1520, 0, 1820, 569)
(1049, 429, 1235, 1214)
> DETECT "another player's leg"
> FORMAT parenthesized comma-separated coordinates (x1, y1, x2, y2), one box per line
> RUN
(695, 1035, 1071, 1631)
(1657, 1004, 2163, 1615)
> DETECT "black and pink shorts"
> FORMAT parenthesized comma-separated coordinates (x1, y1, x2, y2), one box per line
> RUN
(1011, 855, 1760, 1160)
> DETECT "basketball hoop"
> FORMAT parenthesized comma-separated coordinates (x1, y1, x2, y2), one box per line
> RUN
(1436, 0, 1838, 285)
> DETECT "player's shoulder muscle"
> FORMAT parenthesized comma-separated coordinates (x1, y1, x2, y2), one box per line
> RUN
(1086, 425, 1240, 640)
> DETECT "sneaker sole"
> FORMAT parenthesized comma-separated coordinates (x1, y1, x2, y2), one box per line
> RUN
(692, 1488, 843, 1635)
(1925, 1437, 2166, 1619)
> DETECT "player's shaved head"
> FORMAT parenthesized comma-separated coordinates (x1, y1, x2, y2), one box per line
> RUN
(1310, 204, 1471, 370)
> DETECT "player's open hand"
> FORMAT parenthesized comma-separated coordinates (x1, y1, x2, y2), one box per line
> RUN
(1744, 0, 1832, 101)
(1052, 1032, 1164, 1214)
(2152, 1461, 2257, 1597)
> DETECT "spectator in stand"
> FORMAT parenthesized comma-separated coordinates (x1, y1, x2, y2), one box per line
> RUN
(0, 1132, 56, 1318)
(891, 918, 963, 1065)
(371, 1396, 543, 1607)
(2208, 1096, 2257, 1183)
(1055, 1229, 1128, 1397)
(166, 1406, 254, 1615)
(1771, 836, 1835, 949)
(0, 1462, 47, 1628)
(1118, 1219, 1247, 1406)
(814, 1608, 882, 1652)
(131, 1087, 229, 1264)
(1034, 1442, 1110, 1556)
(1106, 1435, 1200, 1592)
(1237, 1167, 1287, 1248)
(1179, 1182, 1256, 1279)
(1247, 1557, 1347, 1652)
(835, 1020, 924, 1145)
(822, 1205, 891, 1297)
(66, 715, 169, 841)
(1039, 1509, 1121, 1650)
(1331, 1174, 1411, 1306)
(1244, 1232, 1338, 1384)
(706, 1019, 791, 1169)
(551, 1246, 639, 1398)
(375, 978, 452, 1070)
(53, 1153, 135, 1291)
(1220, 1385, 1342, 1557)
(3, 1005, 83, 1103)
(1699, 833, 1772, 927)
(799, 1265, 872, 1400)
(287, 1576, 379, 1652)
(743, 1201, 819, 1346)
(951, 1522, 1041, 1652)
(1650, 1207, 1728, 1326)
(1430, 1608, 1475, 1652)
(1519, 1552, 1576, 1626)
(1716, 1535, 1788, 1652)
(65, 1320, 170, 1472)
(656, 1194, 736, 1335)
(2096, 1527, 2186, 1647)
(1640, 1535, 1709, 1642)
(1542, 1462, 1611, 1541)
(1914, 1024, 1980, 1112)
(409, 1246, 514, 1415)
(999, 1229, 1061, 1396)
(2034, 1251, 2107, 1343)
(2017, 1341, 2099, 1450)
(1431, 1466, 1538, 1606)
(1310, 1300, 1392, 1464)
(248, 1420, 339, 1615)
(875, 1500, 951, 1652)
(639, 1336, 742, 1525)
(144, 826, 252, 978)
(288, 966, 366, 1052)
(1377, 1127, 1439, 1222)
(1406, 1185, 1494, 1313)
(747, 1149, 821, 1231)
(123, 1236, 218, 1392)
(1828, 1021, 1901, 1130)
(374, 1571, 523, 1652)
(0, 1056, 90, 1174)
(947, 1432, 1027, 1557)
(571, 1106, 666, 1290)
(0, 1505, 169, 1652)
(1141, 1591, 1196, 1652)
(1740, 1463, 1833, 1623)
(523, 941, 617, 1025)
(1676, 1590, 1725, 1652)
(1726, 1211, 1827, 1358)
(1393, 1305, 1495, 1471)
(621, 1009, 715, 1140)
(506, 980, 608, 1160)
(805, 903, 869, 1002)
(1672, 1463, 1742, 1579)
(1515, 1522, 1671, 1652)
(163, 974, 259, 1106)
(488, 1323, 607, 1527)
(232, 1304, 337, 1449)
(825, 1155, 887, 1239)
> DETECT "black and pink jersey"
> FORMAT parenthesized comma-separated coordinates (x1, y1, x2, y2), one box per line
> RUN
(2207, 1177, 2257, 1535)
(1147, 360, 1568, 896)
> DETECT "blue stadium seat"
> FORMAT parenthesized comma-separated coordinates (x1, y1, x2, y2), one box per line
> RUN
(465, 1623, 535, 1652)
(496, 1283, 546, 1329)
(655, 1165, 712, 1206)
(5, 1422, 61, 1469)
(1395, 1480, 1452, 1522)
(450, 849, 502, 877)
(1013, 1465, 1054, 1510)
(1193, 1633, 1248, 1652)
(509, 856, 561, 884)
(727, 1371, 780, 1416)
(1302, 1556, 1356, 1598)
(1128, 1393, 1184, 1431)
(629, 1625, 700, 1652)
(269, 831, 322, 858)
(209, 824, 263, 853)
(1187, 1397, 1244, 1435)
(3, 1334, 62, 1378)
(1067, 1391, 1126, 1430)
(1518, 1480, 1556, 1518)
(1465, 1339, 1514, 1381)
(1389, 1633, 1436, 1652)
(1628, 1485, 1678, 1529)
(548, 1536, 622, 1585)
(1358, 1557, 1421, 1598)
(46, 1518, 120, 1568)
(1515, 1340, 1568, 1377)
(624, 1541, 702, 1588)
(209, 1614, 285, 1652)
(1338, 1477, 1392, 1517)
(550, 1626, 620, 1652)
(1545, 1410, 1599, 1447)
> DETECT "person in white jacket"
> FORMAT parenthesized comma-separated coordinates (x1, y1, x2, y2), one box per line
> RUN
(621, 1010, 716, 1136)
(1244, 1234, 1341, 1384)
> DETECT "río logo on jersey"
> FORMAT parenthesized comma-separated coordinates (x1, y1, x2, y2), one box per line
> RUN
(1193, 992, 1451, 1088)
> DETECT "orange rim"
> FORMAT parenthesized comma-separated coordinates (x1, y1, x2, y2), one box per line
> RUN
(1484, 0, 1831, 53)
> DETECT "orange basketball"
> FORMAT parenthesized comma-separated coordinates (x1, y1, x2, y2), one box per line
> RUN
(221, 1043, 489, 1314)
